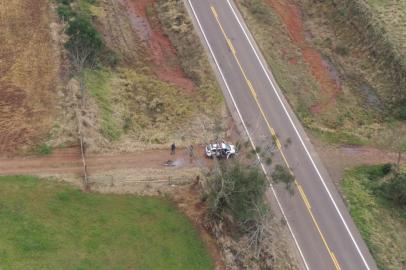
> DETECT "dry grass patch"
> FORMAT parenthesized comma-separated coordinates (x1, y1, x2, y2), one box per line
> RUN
(0, 0, 60, 154)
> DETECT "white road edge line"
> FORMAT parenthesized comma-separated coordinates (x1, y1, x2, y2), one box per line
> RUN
(225, 1, 371, 269)
(185, 1, 310, 269)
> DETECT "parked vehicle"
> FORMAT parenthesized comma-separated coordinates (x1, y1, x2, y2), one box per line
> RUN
(205, 142, 236, 159)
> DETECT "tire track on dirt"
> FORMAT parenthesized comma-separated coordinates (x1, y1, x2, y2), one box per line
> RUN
(0, 147, 203, 176)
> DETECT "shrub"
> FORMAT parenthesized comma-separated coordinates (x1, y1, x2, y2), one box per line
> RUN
(244, 0, 271, 23)
(379, 173, 406, 207)
(205, 160, 268, 232)
(358, 164, 392, 181)
(57, 6, 75, 21)
(272, 165, 294, 193)
(395, 106, 406, 121)
(56, 0, 73, 5)
(37, 144, 53, 155)
(65, 15, 104, 69)
(335, 45, 349, 56)
(382, 163, 392, 175)
(100, 50, 121, 67)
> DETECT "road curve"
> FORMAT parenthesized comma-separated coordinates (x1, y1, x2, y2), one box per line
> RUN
(184, 1, 378, 269)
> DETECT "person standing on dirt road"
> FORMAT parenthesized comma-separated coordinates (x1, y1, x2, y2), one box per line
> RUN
(171, 143, 176, 155)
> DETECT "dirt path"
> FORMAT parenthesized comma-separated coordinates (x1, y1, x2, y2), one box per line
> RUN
(0, 146, 204, 176)
(1, 142, 403, 181)
(312, 139, 406, 183)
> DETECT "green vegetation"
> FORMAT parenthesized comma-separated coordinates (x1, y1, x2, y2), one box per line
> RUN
(272, 165, 295, 193)
(0, 176, 214, 270)
(65, 14, 104, 68)
(84, 69, 121, 140)
(341, 165, 406, 269)
(309, 128, 366, 146)
(36, 143, 53, 155)
(378, 172, 406, 207)
(205, 160, 268, 233)
(57, 0, 119, 69)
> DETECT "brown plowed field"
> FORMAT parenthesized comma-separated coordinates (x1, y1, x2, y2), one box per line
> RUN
(0, 0, 59, 154)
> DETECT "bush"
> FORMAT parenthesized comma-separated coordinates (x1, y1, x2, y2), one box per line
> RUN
(358, 164, 392, 181)
(57, 6, 75, 20)
(244, 0, 271, 23)
(395, 106, 406, 121)
(382, 163, 392, 175)
(100, 50, 121, 67)
(335, 45, 349, 56)
(379, 173, 406, 206)
(272, 165, 294, 192)
(56, 0, 73, 5)
(37, 144, 53, 155)
(65, 15, 104, 69)
(205, 160, 268, 232)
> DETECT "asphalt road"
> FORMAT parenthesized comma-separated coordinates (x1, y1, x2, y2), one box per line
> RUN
(184, 1, 379, 269)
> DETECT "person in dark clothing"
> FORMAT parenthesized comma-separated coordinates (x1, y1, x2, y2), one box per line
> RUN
(189, 145, 194, 163)
(171, 143, 176, 155)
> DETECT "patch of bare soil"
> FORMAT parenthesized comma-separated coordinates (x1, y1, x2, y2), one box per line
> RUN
(117, 0, 196, 93)
(0, 0, 60, 154)
(265, 0, 341, 115)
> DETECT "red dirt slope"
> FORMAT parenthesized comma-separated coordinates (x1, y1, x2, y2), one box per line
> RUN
(266, 0, 341, 114)
(119, 0, 196, 93)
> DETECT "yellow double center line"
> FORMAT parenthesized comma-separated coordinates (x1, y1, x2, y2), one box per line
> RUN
(211, 6, 341, 270)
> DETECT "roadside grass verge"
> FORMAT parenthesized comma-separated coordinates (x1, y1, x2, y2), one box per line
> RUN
(340, 166, 406, 270)
(0, 175, 214, 270)
(308, 127, 366, 146)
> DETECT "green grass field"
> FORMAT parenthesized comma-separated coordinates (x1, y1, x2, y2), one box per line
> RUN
(340, 166, 406, 270)
(0, 176, 214, 270)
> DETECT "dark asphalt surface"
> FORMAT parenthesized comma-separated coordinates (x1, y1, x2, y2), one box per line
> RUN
(185, 0, 378, 269)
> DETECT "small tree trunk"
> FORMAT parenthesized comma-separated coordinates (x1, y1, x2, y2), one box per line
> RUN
(79, 75, 85, 108)
(396, 151, 402, 173)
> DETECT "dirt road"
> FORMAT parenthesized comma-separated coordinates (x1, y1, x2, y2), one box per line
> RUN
(0, 146, 201, 176)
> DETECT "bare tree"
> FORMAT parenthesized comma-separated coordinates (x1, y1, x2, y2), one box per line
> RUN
(380, 123, 406, 173)
(245, 202, 270, 258)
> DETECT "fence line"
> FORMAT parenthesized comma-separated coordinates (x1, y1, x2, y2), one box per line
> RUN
(75, 107, 89, 191)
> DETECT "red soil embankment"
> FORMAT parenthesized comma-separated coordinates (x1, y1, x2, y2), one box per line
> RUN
(266, 0, 341, 114)
(119, 0, 196, 93)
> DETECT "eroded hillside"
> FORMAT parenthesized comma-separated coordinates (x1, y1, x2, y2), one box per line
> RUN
(47, 0, 227, 153)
